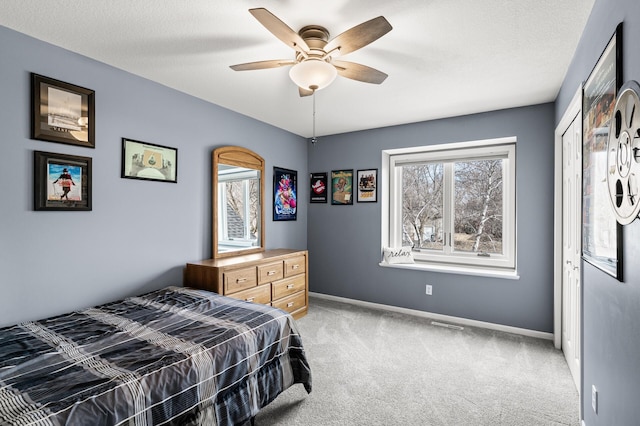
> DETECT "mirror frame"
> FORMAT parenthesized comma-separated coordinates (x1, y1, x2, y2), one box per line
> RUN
(212, 146, 265, 259)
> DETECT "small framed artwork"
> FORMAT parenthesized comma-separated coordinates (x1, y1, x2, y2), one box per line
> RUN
(357, 169, 378, 203)
(31, 73, 95, 148)
(310, 172, 328, 203)
(34, 150, 92, 211)
(331, 169, 353, 205)
(274, 167, 297, 221)
(121, 138, 177, 183)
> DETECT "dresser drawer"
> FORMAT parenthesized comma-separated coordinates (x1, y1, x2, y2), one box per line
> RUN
(272, 274, 306, 300)
(228, 283, 271, 305)
(258, 261, 284, 284)
(272, 291, 306, 313)
(284, 255, 306, 277)
(224, 267, 257, 293)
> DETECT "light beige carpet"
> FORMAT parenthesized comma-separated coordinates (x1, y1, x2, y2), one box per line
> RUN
(255, 296, 580, 425)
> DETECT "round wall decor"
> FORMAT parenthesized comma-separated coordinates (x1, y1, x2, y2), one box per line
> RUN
(606, 80, 640, 225)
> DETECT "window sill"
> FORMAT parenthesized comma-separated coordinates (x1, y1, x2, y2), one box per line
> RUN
(378, 261, 519, 280)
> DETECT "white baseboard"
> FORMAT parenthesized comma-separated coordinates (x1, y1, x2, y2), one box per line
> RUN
(309, 292, 554, 341)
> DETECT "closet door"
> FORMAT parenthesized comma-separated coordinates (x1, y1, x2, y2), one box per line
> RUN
(561, 113, 581, 391)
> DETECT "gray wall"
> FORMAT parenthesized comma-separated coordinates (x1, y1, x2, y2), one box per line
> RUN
(556, 0, 640, 424)
(307, 104, 556, 333)
(0, 26, 307, 327)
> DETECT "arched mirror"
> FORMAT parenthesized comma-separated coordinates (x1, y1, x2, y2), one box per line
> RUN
(212, 146, 265, 259)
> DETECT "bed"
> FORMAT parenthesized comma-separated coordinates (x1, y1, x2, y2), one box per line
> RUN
(0, 286, 312, 425)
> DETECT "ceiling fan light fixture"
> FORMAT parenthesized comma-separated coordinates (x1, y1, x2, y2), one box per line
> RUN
(289, 59, 337, 91)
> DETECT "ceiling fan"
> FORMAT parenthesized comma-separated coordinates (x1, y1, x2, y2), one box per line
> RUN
(230, 8, 392, 97)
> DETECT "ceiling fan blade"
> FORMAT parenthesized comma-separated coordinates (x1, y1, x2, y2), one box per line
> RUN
(299, 87, 314, 97)
(324, 16, 392, 57)
(332, 60, 388, 84)
(249, 8, 310, 55)
(230, 59, 296, 71)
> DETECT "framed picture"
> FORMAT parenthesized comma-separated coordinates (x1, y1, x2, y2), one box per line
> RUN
(331, 169, 353, 205)
(582, 23, 623, 281)
(274, 167, 297, 221)
(121, 138, 177, 183)
(357, 169, 378, 203)
(31, 73, 95, 148)
(310, 172, 328, 203)
(34, 151, 92, 211)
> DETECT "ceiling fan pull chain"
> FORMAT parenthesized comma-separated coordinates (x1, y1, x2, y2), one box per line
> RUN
(311, 91, 318, 145)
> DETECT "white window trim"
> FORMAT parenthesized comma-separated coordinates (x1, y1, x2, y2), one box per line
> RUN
(381, 137, 518, 277)
(378, 261, 520, 279)
(219, 185, 229, 241)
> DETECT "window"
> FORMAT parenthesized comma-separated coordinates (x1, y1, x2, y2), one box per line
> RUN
(383, 137, 516, 273)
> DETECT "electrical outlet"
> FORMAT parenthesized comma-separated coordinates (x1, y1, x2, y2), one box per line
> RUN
(592, 385, 598, 413)
(425, 284, 432, 295)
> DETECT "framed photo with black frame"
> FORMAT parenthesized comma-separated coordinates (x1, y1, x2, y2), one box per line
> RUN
(34, 150, 92, 211)
(356, 168, 378, 203)
(273, 167, 297, 221)
(582, 22, 623, 281)
(331, 169, 353, 205)
(121, 138, 178, 183)
(31, 73, 95, 148)
(310, 172, 328, 203)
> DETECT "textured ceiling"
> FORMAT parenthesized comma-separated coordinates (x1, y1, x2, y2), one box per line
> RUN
(0, 0, 595, 138)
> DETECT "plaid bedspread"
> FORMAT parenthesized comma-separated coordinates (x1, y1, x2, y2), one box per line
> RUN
(0, 286, 312, 426)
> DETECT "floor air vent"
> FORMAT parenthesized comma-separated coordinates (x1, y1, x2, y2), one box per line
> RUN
(431, 321, 464, 331)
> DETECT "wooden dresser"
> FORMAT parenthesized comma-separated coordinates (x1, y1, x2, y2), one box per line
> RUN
(184, 249, 308, 319)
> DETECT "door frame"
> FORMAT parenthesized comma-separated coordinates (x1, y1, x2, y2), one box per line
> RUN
(553, 84, 582, 350)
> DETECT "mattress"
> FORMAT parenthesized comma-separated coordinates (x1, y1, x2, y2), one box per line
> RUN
(0, 286, 311, 425)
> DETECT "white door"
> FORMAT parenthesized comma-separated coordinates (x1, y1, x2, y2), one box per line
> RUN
(561, 113, 581, 391)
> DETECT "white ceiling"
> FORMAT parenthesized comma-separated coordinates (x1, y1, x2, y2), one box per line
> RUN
(0, 0, 594, 138)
